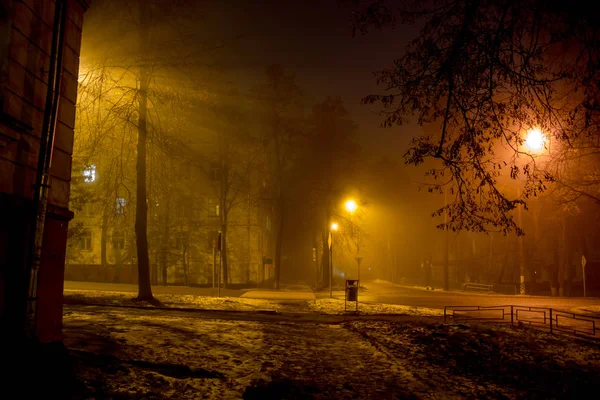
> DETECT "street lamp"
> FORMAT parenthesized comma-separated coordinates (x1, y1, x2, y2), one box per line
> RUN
(345, 199, 357, 213)
(525, 128, 545, 152)
(329, 222, 338, 298)
(516, 128, 547, 294)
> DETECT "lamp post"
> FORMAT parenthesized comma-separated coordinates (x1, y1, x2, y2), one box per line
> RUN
(518, 128, 546, 295)
(329, 222, 338, 298)
(345, 199, 359, 281)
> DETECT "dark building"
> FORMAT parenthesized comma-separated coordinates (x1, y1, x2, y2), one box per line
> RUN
(1, 0, 89, 343)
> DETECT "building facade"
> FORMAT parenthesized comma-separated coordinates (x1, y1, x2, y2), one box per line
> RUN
(66, 148, 276, 288)
(0, 0, 90, 342)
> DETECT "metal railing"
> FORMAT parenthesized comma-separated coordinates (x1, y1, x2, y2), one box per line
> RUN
(443, 305, 600, 340)
(461, 282, 494, 292)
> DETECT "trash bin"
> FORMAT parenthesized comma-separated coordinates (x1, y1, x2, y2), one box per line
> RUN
(346, 286, 358, 301)
(345, 279, 358, 301)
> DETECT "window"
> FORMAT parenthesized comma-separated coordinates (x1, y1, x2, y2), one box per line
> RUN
(209, 162, 221, 181)
(83, 164, 96, 182)
(78, 229, 92, 251)
(112, 230, 125, 250)
(208, 197, 219, 217)
(115, 197, 126, 215)
(266, 215, 271, 232)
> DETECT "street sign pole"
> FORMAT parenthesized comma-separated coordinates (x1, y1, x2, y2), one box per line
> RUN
(582, 255, 587, 298)
(328, 231, 333, 299)
(217, 232, 222, 298)
(354, 256, 363, 312)
(313, 247, 317, 290)
(212, 239, 216, 289)
(355, 256, 363, 289)
(212, 247, 216, 288)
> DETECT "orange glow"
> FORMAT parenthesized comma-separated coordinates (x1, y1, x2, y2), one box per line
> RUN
(525, 128, 545, 152)
(345, 199, 357, 213)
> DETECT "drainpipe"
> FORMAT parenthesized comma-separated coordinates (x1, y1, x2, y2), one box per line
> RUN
(25, 0, 68, 338)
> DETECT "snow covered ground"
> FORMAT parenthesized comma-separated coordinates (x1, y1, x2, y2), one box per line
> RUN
(63, 289, 442, 316)
(63, 304, 600, 399)
(308, 298, 443, 316)
(64, 289, 280, 312)
(572, 305, 600, 316)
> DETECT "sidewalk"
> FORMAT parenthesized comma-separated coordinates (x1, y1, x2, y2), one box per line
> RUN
(241, 284, 316, 301)
(371, 279, 559, 298)
(64, 280, 244, 298)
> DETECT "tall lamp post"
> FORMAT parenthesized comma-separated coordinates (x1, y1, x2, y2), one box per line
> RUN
(518, 128, 546, 295)
(329, 222, 338, 298)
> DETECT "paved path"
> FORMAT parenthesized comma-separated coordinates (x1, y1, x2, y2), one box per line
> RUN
(64, 281, 244, 298)
(65, 279, 600, 313)
(358, 280, 600, 312)
(240, 283, 316, 300)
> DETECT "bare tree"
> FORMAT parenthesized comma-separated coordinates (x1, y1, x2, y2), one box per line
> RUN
(350, 0, 600, 234)
(254, 65, 304, 288)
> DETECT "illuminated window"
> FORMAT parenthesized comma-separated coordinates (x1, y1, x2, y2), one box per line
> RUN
(83, 164, 96, 182)
(116, 197, 126, 215)
(208, 197, 219, 217)
(112, 230, 125, 249)
(78, 229, 92, 251)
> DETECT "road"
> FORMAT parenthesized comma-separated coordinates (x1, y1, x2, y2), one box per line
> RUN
(358, 280, 600, 312)
(64, 279, 600, 313)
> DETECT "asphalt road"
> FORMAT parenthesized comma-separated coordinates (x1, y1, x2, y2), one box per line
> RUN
(359, 280, 600, 312)
(64, 279, 600, 313)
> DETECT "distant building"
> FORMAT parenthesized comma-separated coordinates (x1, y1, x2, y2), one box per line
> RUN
(66, 142, 276, 288)
(0, 0, 90, 342)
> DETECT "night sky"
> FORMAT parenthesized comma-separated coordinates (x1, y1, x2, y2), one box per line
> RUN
(83, 0, 421, 160)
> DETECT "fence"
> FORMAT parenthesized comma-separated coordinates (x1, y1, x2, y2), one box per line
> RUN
(461, 282, 493, 292)
(460, 282, 517, 294)
(444, 305, 600, 340)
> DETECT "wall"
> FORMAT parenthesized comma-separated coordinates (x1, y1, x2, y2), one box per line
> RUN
(0, 0, 89, 342)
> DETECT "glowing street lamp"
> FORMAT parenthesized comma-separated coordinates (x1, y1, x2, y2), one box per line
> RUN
(525, 128, 545, 152)
(331, 222, 339, 231)
(345, 199, 357, 213)
(517, 127, 546, 295)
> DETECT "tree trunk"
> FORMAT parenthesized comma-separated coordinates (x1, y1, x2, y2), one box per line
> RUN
(558, 215, 566, 297)
(182, 241, 188, 286)
(320, 227, 329, 289)
(135, 1, 153, 300)
(247, 197, 251, 284)
(161, 194, 170, 286)
(100, 206, 109, 282)
(221, 225, 228, 287)
(274, 196, 284, 289)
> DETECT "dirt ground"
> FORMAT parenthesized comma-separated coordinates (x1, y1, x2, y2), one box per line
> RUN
(59, 304, 600, 399)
